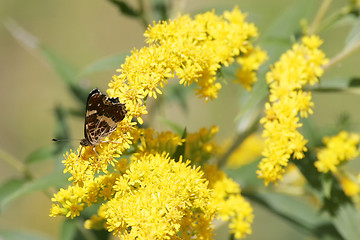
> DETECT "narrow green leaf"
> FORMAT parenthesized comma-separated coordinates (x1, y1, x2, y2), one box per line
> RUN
(25, 146, 55, 164)
(0, 230, 50, 240)
(0, 178, 26, 212)
(333, 203, 360, 240)
(158, 118, 184, 135)
(153, 1, 168, 21)
(61, 218, 104, 240)
(164, 83, 194, 113)
(260, 0, 316, 56)
(5, 20, 88, 103)
(40, 46, 77, 85)
(40, 46, 89, 104)
(322, 174, 333, 198)
(345, 18, 360, 51)
(225, 159, 263, 188)
(53, 105, 71, 153)
(301, 117, 322, 147)
(61, 219, 78, 240)
(249, 192, 341, 239)
(295, 151, 352, 215)
(172, 128, 187, 162)
(78, 53, 128, 77)
(312, 77, 360, 94)
(0, 173, 69, 212)
(108, 0, 139, 17)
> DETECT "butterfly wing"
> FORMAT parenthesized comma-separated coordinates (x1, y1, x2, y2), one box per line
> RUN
(82, 88, 126, 146)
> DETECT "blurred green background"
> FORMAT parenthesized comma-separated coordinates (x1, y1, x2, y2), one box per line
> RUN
(0, 0, 359, 239)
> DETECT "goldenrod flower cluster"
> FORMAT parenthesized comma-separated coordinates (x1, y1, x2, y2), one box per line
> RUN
(103, 153, 215, 240)
(258, 36, 329, 185)
(51, 7, 261, 239)
(110, 6, 259, 103)
(227, 134, 264, 167)
(315, 131, 360, 173)
(234, 46, 268, 90)
(339, 175, 360, 197)
(185, 126, 219, 164)
(204, 165, 254, 239)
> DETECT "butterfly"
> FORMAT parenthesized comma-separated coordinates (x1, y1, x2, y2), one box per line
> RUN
(79, 88, 127, 156)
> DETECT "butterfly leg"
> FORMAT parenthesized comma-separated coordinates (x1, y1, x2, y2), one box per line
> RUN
(92, 146, 102, 163)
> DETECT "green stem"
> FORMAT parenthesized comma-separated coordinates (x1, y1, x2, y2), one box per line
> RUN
(309, 0, 333, 34)
(217, 117, 259, 169)
(138, 0, 149, 29)
(76, 219, 98, 240)
(0, 148, 55, 199)
(324, 41, 360, 71)
(318, 5, 353, 33)
(0, 148, 33, 180)
(229, 233, 235, 240)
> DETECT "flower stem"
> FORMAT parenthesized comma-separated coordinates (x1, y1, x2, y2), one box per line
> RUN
(324, 41, 360, 71)
(0, 148, 55, 199)
(217, 117, 259, 169)
(318, 5, 353, 33)
(138, 0, 149, 29)
(309, 0, 333, 35)
(0, 148, 33, 180)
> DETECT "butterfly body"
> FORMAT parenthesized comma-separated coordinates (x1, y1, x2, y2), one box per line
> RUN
(80, 88, 127, 147)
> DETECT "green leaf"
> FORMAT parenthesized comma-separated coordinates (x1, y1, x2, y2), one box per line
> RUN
(294, 151, 352, 215)
(158, 118, 184, 135)
(313, 77, 360, 94)
(53, 105, 72, 154)
(153, 0, 168, 21)
(0, 173, 69, 213)
(108, 0, 139, 17)
(164, 83, 194, 113)
(25, 146, 55, 164)
(345, 18, 360, 51)
(41, 46, 77, 85)
(249, 192, 341, 239)
(0, 230, 50, 240)
(302, 114, 354, 149)
(40, 46, 89, 104)
(78, 53, 128, 77)
(61, 218, 109, 240)
(172, 128, 187, 162)
(61, 219, 79, 240)
(225, 158, 263, 188)
(333, 203, 360, 240)
(5, 20, 88, 103)
(0, 178, 26, 212)
(301, 117, 323, 147)
(260, 0, 316, 58)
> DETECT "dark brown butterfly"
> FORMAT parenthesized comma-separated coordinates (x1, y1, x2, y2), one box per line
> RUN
(52, 88, 126, 157)
(80, 88, 127, 148)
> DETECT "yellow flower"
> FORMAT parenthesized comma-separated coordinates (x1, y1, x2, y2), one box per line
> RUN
(203, 164, 254, 239)
(234, 47, 268, 90)
(315, 131, 360, 173)
(111, 7, 261, 103)
(104, 153, 215, 239)
(258, 35, 329, 185)
(185, 126, 219, 164)
(50, 186, 85, 219)
(227, 134, 264, 167)
(135, 128, 184, 156)
(339, 175, 360, 197)
(57, 7, 264, 182)
(50, 7, 259, 239)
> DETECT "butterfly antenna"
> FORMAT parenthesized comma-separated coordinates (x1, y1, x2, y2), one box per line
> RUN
(51, 138, 82, 142)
